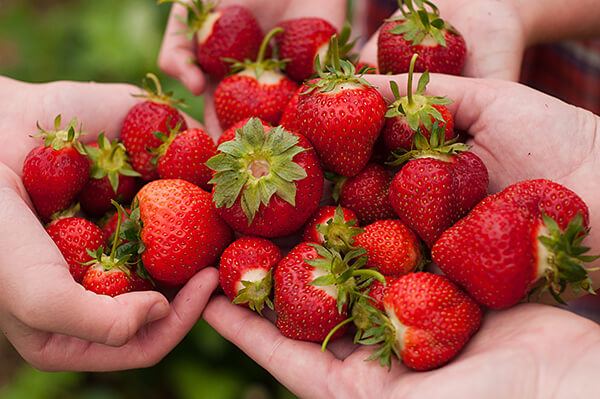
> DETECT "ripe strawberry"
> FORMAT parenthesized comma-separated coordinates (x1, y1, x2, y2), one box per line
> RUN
(377, 0, 466, 75)
(160, 0, 264, 79)
(46, 216, 104, 282)
(296, 37, 386, 177)
(214, 28, 299, 130)
(78, 133, 139, 217)
(302, 205, 361, 253)
(120, 73, 187, 181)
(22, 115, 90, 222)
(432, 179, 598, 309)
(151, 126, 217, 191)
(82, 262, 136, 297)
(219, 236, 282, 315)
(388, 125, 488, 247)
(360, 272, 481, 371)
(333, 163, 397, 225)
(363, 275, 397, 312)
(207, 118, 323, 238)
(129, 178, 233, 286)
(354, 219, 424, 277)
(100, 208, 130, 248)
(279, 80, 316, 132)
(382, 54, 454, 153)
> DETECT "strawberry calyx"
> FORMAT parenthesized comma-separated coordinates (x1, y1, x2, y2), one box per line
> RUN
(385, 53, 452, 132)
(355, 306, 401, 369)
(132, 73, 185, 108)
(32, 114, 86, 154)
(148, 118, 186, 166)
(387, 0, 458, 47)
(47, 203, 82, 226)
(206, 117, 309, 224)
(232, 268, 274, 316)
(224, 27, 287, 79)
(533, 212, 600, 304)
(85, 133, 140, 193)
(158, 0, 217, 40)
(314, 205, 363, 254)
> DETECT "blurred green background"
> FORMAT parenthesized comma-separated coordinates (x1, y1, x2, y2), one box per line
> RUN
(0, 0, 294, 398)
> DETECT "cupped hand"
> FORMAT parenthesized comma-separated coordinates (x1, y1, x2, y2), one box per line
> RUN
(203, 295, 600, 399)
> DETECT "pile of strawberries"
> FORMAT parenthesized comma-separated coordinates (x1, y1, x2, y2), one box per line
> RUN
(24, 0, 597, 372)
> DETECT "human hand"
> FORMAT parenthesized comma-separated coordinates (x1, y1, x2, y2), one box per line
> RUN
(0, 77, 214, 372)
(204, 295, 600, 399)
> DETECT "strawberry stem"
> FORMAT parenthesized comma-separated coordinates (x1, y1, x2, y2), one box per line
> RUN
(407, 53, 418, 106)
(109, 200, 123, 262)
(256, 27, 283, 65)
(321, 315, 356, 352)
(352, 269, 387, 284)
(331, 34, 340, 72)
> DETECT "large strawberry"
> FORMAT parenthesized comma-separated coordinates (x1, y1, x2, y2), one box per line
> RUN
(120, 73, 187, 181)
(160, 0, 263, 79)
(382, 53, 454, 153)
(219, 236, 282, 315)
(359, 272, 481, 371)
(213, 28, 299, 130)
(207, 117, 323, 238)
(22, 115, 90, 222)
(296, 37, 386, 177)
(377, 0, 466, 75)
(388, 124, 488, 247)
(46, 216, 104, 282)
(126, 178, 232, 286)
(78, 133, 140, 217)
(432, 179, 598, 309)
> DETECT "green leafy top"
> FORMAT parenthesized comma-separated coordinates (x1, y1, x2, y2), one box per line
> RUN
(233, 268, 274, 316)
(314, 206, 363, 254)
(85, 133, 140, 193)
(206, 117, 309, 224)
(132, 72, 185, 107)
(387, 0, 458, 47)
(32, 114, 86, 153)
(158, 0, 217, 40)
(149, 118, 185, 165)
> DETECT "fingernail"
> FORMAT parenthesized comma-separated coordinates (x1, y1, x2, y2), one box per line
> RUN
(146, 302, 169, 323)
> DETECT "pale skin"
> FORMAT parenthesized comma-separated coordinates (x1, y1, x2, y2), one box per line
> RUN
(0, 76, 219, 371)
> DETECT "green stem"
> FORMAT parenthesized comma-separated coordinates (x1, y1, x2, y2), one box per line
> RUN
(321, 316, 356, 352)
(256, 27, 283, 64)
(331, 34, 340, 72)
(109, 201, 123, 262)
(352, 269, 387, 284)
(146, 73, 163, 97)
(407, 53, 418, 106)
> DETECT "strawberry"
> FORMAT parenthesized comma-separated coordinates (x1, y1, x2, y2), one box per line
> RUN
(279, 80, 317, 132)
(295, 37, 386, 177)
(160, 0, 263, 79)
(46, 216, 104, 282)
(82, 262, 136, 297)
(207, 118, 323, 238)
(388, 124, 488, 247)
(213, 28, 299, 130)
(333, 163, 397, 225)
(358, 272, 481, 371)
(302, 205, 361, 253)
(151, 126, 217, 191)
(120, 73, 187, 181)
(78, 133, 140, 217)
(382, 54, 454, 154)
(100, 208, 130, 248)
(364, 275, 397, 312)
(217, 117, 271, 147)
(377, 0, 466, 75)
(22, 115, 90, 222)
(219, 236, 282, 315)
(127, 178, 233, 286)
(354, 219, 424, 277)
(432, 179, 598, 309)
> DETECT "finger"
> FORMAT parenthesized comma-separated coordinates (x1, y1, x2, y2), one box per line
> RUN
(158, 3, 207, 95)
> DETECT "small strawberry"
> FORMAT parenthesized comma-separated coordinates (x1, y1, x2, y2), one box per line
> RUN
(207, 118, 323, 238)
(332, 163, 397, 225)
(388, 124, 489, 247)
(382, 53, 454, 153)
(363, 275, 397, 312)
(100, 208, 130, 248)
(120, 73, 187, 181)
(46, 216, 104, 282)
(160, 0, 264, 79)
(22, 115, 90, 222)
(219, 236, 282, 315)
(151, 125, 217, 191)
(279, 80, 317, 132)
(354, 219, 424, 277)
(302, 205, 361, 253)
(78, 133, 140, 217)
(377, 0, 466, 75)
(213, 28, 299, 130)
(359, 272, 481, 371)
(432, 179, 599, 309)
(296, 36, 386, 177)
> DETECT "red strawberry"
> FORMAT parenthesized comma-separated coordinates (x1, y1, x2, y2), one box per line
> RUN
(46, 216, 104, 282)
(388, 125, 488, 247)
(334, 163, 397, 225)
(302, 205, 361, 252)
(279, 80, 317, 132)
(120, 73, 187, 181)
(296, 39, 386, 177)
(100, 208, 130, 247)
(82, 263, 136, 297)
(364, 275, 397, 312)
(214, 28, 299, 130)
(78, 133, 139, 217)
(377, 0, 466, 75)
(382, 54, 454, 153)
(22, 115, 90, 222)
(361, 272, 481, 371)
(131, 178, 233, 286)
(432, 179, 598, 309)
(217, 117, 271, 147)
(354, 219, 424, 277)
(151, 126, 217, 191)
(207, 118, 323, 238)
(219, 236, 282, 315)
